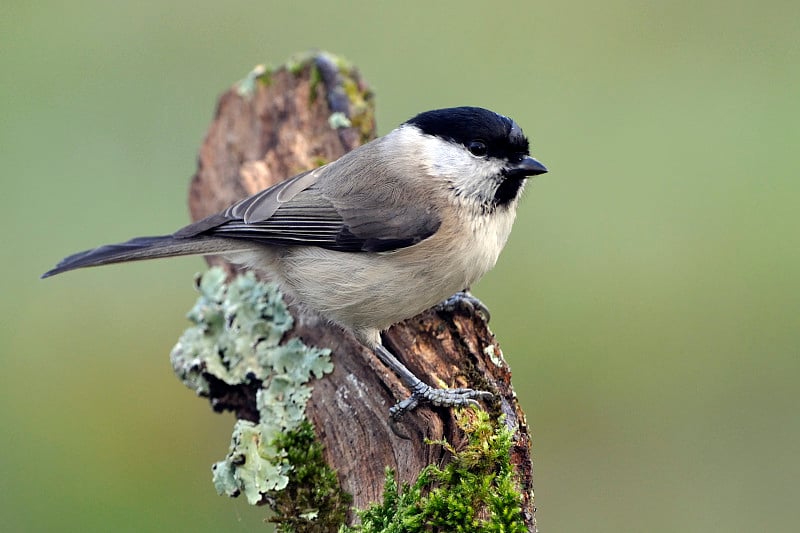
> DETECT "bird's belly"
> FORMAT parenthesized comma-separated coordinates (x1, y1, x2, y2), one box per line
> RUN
(271, 209, 515, 336)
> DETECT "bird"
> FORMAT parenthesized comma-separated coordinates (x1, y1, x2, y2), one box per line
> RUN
(43, 106, 548, 418)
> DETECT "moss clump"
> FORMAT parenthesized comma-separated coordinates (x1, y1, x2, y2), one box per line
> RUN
(256, 51, 375, 143)
(337, 66, 374, 144)
(268, 420, 352, 532)
(309, 62, 323, 104)
(347, 409, 527, 533)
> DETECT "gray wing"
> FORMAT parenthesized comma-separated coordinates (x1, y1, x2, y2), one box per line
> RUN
(173, 166, 441, 253)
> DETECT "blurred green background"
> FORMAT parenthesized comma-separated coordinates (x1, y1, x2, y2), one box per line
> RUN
(2, 1, 798, 531)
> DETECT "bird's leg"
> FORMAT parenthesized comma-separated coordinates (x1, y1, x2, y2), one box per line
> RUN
(372, 343, 493, 420)
(435, 289, 491, 323)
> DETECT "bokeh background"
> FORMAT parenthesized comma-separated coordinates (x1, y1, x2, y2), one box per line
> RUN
(2, 1, 798, 531)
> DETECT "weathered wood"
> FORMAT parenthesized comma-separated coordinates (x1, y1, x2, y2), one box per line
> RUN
(188, 52, 536, 530)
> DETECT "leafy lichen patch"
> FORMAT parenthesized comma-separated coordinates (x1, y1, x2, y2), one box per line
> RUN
(170, 268, 342, 519)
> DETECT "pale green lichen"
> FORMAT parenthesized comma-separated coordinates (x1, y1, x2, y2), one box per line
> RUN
(170, 268, 337, 510)
(345, 409, 528, 533)
(212, 419, 291, 502)
(328, 111, 352, 129)
(237, 64, 272, 96)
(483, 344, 505, 368)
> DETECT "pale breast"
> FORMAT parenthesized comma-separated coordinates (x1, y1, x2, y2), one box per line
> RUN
(233, 202, 518, 341)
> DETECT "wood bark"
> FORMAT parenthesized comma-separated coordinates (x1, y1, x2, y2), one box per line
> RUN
(187, 53, 536, 530)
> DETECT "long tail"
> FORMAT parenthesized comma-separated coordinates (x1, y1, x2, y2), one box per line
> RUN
(42, 235, 248, 278)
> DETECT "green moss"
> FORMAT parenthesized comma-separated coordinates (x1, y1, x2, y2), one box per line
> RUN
(269, 420, 352, 532)
(237, 64, 273, 96)
(346, 409, 527, 533)
(336, 65, 375, 144)
(286, 52, 310, 76)
(309, 62, 322, 104)
(171, 268, 345, 523)
(255, 51, 375, 143)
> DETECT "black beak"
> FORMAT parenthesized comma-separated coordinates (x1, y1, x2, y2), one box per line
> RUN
(507, 156, 548, 179)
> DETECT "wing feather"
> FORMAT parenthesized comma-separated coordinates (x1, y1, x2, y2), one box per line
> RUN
(173, 163, 441, 253)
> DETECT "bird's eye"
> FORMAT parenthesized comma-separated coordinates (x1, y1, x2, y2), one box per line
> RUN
(468, 140, 488, 157)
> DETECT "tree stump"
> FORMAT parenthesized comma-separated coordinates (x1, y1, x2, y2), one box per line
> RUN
(185, 51, 536, 531)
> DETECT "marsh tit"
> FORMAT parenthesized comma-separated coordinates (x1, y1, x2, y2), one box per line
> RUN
(43, 106, 548, 418)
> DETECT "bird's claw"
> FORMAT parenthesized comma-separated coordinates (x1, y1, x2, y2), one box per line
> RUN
(436, 291, 491, 323)
(389, 382, 494, 420)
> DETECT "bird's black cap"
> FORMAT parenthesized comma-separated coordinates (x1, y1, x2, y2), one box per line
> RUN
(405, 106, 530, 160)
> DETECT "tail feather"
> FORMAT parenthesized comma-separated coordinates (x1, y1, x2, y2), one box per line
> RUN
(42, 235, 247, 278)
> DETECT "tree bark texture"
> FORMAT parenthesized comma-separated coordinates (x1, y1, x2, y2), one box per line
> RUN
(187, 52, 536, 530)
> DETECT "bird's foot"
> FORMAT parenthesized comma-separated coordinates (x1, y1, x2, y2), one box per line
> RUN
(373, 344, 493, 422)
(436, 290, 491, 323)
(389, 382, 494, 420)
